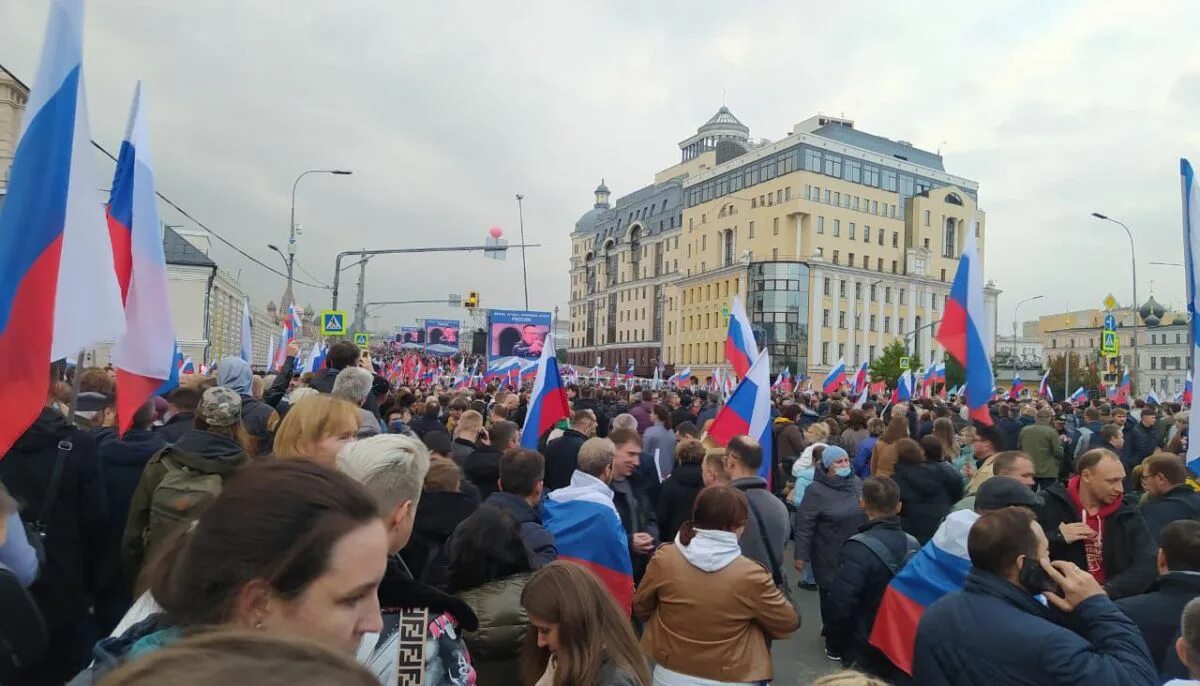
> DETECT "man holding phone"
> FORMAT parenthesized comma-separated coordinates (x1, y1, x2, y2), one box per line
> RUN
(913, 507, 1158, 684)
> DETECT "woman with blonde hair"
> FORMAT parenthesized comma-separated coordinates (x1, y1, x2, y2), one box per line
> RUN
(271, 394, 361, 467)
(520, 561, 649, 686)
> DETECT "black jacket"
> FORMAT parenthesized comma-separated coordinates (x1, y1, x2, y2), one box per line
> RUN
(825, 516, 911, 668)
(1036, 483, 1157, 599)
(400, 491, 478, 588)
(893, 461, 963, 544)
(611, 473, 659, 580)
(1125, 422, 1163, 468)
(94, 429, 165, 594)
(238, 395, 277, 456)
(543, 429, 587, 492)
(913, 568, 1158, 685)
(409, 415, 446, 439)
(995, 416, 1023, 451)
(575, 398, 610, 438)
(1116, 571, 1200, 674)
(153, 412, 193, 445)
(793, 468, 866, 588)
(480, 492, 556, 569)
(656, 462, 704, 545)
(0, 408, 107, 629)
(669, 407, 694, 434)
(263, 355, 295, 408)
(463, 444, 503, 501)
(1140, 484, 1200, 542)
(378, 554, 478, 630)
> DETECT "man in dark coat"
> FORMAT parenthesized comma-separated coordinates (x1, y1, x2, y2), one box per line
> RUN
(913, 507, 1158, 685)
(1124, 407, 1165, 471)
(1116, 519, 1200, 676)
(825, 476, 916, 678)
(574, 386, 610, 438)
(628, 390, 654, 434)
(475, 449, 556, 568)
(1036, 449, 1157, 599)
(542, 410, 595, 491)
(1139, 454, 1200, 542)
(0, 402, 108, 684)
(993, 403, 1023, 451)
(400, 459, 478, 587)
(409, 398, 446, 439)
(155, 385, 201, 444)
(656, 439, 706, 545)
(609, 428, 658, 582)
(462, 421, 518, 501)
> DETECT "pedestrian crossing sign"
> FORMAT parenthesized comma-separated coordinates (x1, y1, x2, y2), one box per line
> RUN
(321, 310, 346, 336)
(354, 333, 370, 349)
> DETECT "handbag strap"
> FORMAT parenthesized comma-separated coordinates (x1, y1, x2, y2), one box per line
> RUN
(35, 440, 71, 527)
(744, 492, 784, 588)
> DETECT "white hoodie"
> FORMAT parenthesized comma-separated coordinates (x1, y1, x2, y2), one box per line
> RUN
(675, 528, 742, 572)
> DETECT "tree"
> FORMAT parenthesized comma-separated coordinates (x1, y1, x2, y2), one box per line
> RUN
(945, 354, 965, 390)
(1046, 352, 1101, 401)
(869, 340, 919, 387)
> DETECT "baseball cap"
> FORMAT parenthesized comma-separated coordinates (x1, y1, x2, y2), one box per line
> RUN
(975, 475, 1042, 511)
(198, 386, 242, 427)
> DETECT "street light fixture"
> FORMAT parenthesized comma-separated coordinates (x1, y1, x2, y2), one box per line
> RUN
(1092, 212, 1140, 395)
(1012, 295, 1044, 378)
(284, 169, 354, 306)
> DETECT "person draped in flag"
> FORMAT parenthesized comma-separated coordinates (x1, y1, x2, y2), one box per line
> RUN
(935, 221, 994, 425)
(725, 295, 759, 376)
(541, 437, 635, 614)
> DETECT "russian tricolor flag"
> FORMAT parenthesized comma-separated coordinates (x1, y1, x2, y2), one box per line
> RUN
(724, 295, 759, 377)
(304, 342, 327, 374)
(870, 510, 977, 676)
(1183, 159, 1200, 473)
(0, 0, 126, 455)
(1185, 371, 1193, 405)
(520, 334, 569, 450)
(273, 304, 301, 370)
(1038, 369, 1053, 401)
(1146, 390, 1162, 405)
(935, 220, 994, 425)
(822, 358, 847, 394)
(1113, 368, 1131, 404)
(1010, 372, 1024, 399)
(852, 361, 869, 395)
(891, 370, 914, 403)
(108, 83, 177, 435)
(1069, 386, 1088, 405)
(707, 350, 773, 481)
(239, 297, 253, 366)
(542, 473, 634, 614)
(668, 366, 691, 387)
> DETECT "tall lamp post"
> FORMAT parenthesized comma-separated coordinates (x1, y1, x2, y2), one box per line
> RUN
(516, 193, 529, 309)
(285, 169, 352, 308)
(1012, 295, 1044, 382)
(1092, 212, 1139, 395)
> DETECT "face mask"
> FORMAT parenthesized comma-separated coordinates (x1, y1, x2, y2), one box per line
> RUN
(835, 466, 852, 478)
(1018, 557, 1061, 596)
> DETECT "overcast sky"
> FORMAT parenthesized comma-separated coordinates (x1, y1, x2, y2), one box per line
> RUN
(3, 0, 1199, 335)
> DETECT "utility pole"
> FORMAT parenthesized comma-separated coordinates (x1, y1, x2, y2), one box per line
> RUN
(351, 251, 368, 335)
(516, 194, 529, 309)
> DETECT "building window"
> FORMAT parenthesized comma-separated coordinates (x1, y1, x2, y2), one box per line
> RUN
(878, 230, 884, 246)
(891, 260, 898, 273)
(923, 238, 930, 249)
(772, 248, 778, 259)
(899, 288, 906, 305)
(869, 314, 877, 331)
(838, 343, 846, 359)
(870, 284, 877, 301)
(833, 250, 839, 265)
(862, 255, 869, 269)
(855, 282, 862, 300)
(892, 232, 899, 247)
(749, 220, 755, 238)
(845, 159, 862, 183)
(869, 344, 876, 360)
(849, 222, 856, 239)
(849, 252, 855, 267)
(833, 191, 841, 206)
(722, 230, 735, 267)
(884, 316, 891, 333)
(773, 217, 780, 235)
(923, 210, 931, 226)
(885, 286, 892, 303)
(822, 342, 829, 364)
(824, 154, 842, 178)
(877, 257, 884, 271)
(823, 309, 830, 327)
(825, 189, 831, 203)
(872, 200, 879, 214)
(944, 218, 958, 257)
(833, 219, 841, 237)
(817, 216, 825, 234)
(940, 268, 946, 281)
(823, 277, 831, 295)
(839, 280, 846, 298)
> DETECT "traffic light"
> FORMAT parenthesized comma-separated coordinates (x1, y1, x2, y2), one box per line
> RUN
(465, 291, 479, 308)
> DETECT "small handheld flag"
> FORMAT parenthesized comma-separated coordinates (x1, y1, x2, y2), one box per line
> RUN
(707, 351, 774, 482)
(521, 334, 570, 450)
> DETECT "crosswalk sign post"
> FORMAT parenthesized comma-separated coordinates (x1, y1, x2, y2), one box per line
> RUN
(1101, 330, 1119, 358)
(354, 333, 370, 349)
(321, 310, 347, 337)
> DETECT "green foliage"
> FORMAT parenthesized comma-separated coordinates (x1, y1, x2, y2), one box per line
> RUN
(869, 340, 919, 387)
(1046, 352, 1101, 400)
(945, 354, 965, 389)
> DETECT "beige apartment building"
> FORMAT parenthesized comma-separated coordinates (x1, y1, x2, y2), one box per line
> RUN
(570, 108, 999, 381)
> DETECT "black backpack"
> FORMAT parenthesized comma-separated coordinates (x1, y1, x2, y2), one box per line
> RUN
(848, 530, 920, 576)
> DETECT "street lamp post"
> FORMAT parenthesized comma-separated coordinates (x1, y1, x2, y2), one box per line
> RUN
(285, 169, 352, 308)
(516, 194, 529, 309)
(1012, 295, 1045, 383)
(1092, 212, 1139, 395)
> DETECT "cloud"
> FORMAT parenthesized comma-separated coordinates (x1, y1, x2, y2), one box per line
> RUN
(3, 0, 1200, 338)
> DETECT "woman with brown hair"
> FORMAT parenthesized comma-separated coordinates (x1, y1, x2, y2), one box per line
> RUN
(521, 561, 649, 686)
(891, 437, 963, 543)
(656, 439, 707, 544)
(79, 461, 390, 683)
(271, 394, 361, 466)
(870, 408, 912, 477)
(634, 486, 799, 685)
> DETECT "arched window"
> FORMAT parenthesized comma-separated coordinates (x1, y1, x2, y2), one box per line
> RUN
(945, 192, 963, 206)
(943, 218, 958, 258)
(722, 229, 735, 267)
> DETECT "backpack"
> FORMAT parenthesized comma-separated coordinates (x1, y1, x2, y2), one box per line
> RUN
(147, 454, 224, 554)
(848, 530, 920, 576)
(1072, 426, 1093, 464)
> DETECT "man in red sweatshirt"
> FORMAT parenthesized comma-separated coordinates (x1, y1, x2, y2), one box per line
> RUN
(1035, 448, 1157, 599)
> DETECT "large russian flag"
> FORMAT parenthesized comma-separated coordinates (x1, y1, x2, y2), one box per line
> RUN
(109, 83, 176, 435)
(707, 350, 773, 481)
(822, 358, 847, 394)
(935, 221, 994, 425)
(1113, 368, 1131, 404)
(724, 295, 759, 377)
(0, 0, 125, 456)
(870, 509, 978, 675)
(851, 361, 868, 395)
(542, 474, 634, 614)
(520, 334, 569, 450)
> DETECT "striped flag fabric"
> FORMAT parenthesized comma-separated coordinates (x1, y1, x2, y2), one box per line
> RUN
(870, 510, 978, 675)
(542, 472, 634, 615)
(520, 334, 569, 450)
(707, 351, 774, 481)
(1183, 159, 1200, 473)
(0, 0, 126, 455)
(108, 83, 176, 435)
(240, 298, 253, 365)
(1113, 368, 1131, 404)
(852, 362, 869, 395)
(1069, 386, 1088, 405)
(1010, 372, 1025, 399)
(935, 220, 994, 425)
(724, 295, 759, 376)
(1185, 371, 1193, 406)
(273, 304, 301, 370)
(1038, 369, 1053, 401)
(822, 358, 847, 394)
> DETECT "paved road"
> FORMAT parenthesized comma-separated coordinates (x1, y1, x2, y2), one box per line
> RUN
(773, 553, 842, 684)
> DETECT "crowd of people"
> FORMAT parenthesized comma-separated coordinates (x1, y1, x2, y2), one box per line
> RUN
(2, 341, 1200, 685)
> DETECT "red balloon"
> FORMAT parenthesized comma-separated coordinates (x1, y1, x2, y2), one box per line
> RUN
(489, 226, 503, 239)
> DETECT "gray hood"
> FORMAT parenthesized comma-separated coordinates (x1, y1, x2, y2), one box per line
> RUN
(217, 356, 253, 396)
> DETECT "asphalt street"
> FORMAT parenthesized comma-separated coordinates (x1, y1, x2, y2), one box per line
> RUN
(772, 549, 842, 685)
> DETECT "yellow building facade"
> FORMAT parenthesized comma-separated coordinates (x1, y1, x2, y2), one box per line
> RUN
(570, 110, 1000, 381)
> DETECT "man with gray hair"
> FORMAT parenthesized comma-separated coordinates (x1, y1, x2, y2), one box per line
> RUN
(1172, 597, 1200, 684)
(333, 367, 383, 437)
(610, 412, 638, 433)
(542, 436, 635, 613)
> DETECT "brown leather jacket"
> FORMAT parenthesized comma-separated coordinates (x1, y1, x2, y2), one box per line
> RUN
(871, 439, 900, 477)
(632, 543, 799, 682)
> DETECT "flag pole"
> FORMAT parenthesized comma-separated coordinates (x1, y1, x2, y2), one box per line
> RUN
(66, 350, 85, 425)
